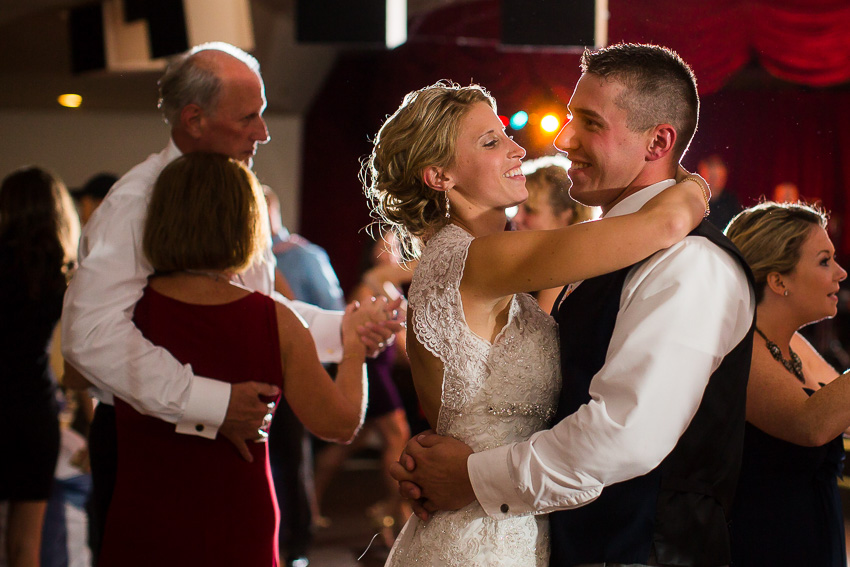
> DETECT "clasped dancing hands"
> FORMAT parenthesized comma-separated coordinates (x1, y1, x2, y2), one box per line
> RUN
(349, 294, 406, 357)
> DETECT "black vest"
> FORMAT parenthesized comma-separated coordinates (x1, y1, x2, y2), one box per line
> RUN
(549, 220, 755, 567)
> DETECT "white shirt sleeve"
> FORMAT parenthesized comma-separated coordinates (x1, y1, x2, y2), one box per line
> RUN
(246, 247, 345, 364)
(468, 236, 754, 519)
(61, 154, 229, 439)
(275, 295, 344, 364)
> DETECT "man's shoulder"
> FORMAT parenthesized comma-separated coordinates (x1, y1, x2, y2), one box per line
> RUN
(276, 236, 329, 264)
(286, 233, 328, 256)
(110, 144, 176, 198)
(79, 143, 175, 242)
(629, 229, 749, 291)
(99, 142, 176, 202)
(684, 221, 750, 278)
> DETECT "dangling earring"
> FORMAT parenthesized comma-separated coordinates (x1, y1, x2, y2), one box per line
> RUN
(783, 289, 789, 296)
(445, 188, 451, 219)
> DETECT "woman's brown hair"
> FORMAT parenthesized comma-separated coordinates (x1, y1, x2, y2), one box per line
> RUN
(144, 152, 268, 274)
(0, 166, 79, 298)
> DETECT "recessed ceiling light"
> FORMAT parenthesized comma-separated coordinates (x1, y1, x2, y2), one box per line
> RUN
(58, 94, 82, 108)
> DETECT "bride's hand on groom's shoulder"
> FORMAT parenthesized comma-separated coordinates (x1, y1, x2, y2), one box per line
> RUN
(390, 431, 476, 520)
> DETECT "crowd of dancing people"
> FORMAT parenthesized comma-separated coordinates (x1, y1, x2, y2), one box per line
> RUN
(2, 39, 850, 567)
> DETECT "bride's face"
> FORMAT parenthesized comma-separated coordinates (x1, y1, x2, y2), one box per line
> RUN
(443, 102, 528, 212)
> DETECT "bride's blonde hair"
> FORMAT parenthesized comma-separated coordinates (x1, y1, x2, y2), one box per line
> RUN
(362, 80, 495, 260)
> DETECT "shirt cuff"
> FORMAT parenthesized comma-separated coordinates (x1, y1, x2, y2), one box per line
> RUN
(468, 444, 533, 520)
(90, 387, 114, 405)
(175, 376, 231, 439)
(309, 311, 345, 364)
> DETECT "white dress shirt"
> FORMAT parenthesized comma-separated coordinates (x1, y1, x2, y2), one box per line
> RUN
(62, 140, 344, 439)
(468, 179, 755, 519)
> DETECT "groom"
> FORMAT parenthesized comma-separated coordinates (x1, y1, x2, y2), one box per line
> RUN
(392, 43, 756, 566)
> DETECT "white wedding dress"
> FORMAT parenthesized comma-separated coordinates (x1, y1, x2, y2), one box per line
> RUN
(385, 224, 561, 567)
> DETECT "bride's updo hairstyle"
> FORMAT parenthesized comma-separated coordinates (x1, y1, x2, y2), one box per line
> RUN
(362, 80, 496, 260)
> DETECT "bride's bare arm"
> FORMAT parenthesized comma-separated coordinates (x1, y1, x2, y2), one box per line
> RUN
(463, 176, 708, 300)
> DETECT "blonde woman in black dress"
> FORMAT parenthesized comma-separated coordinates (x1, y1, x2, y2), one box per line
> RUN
(726, 201, 849, 566)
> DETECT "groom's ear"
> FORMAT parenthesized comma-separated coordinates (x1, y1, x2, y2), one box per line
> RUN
(645, 124, 677, 161)
(423, 166, 451, 191)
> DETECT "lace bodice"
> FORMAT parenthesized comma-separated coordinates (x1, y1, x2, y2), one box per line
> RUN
(386, 224, 560, 567)
(409, 223, 560, 452)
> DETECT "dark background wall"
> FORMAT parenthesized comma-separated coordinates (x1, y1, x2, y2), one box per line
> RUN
(298, 0, 850, 293)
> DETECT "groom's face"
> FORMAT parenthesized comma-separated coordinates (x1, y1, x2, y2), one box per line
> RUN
(554, 73, 650, 210)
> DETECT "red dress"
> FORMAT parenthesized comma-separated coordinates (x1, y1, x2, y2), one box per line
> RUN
(99, 287, 283, 567)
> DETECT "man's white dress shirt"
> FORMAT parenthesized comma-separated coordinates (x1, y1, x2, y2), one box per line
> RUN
(468, 179, 755, 519)
(62, 140, 344, 439)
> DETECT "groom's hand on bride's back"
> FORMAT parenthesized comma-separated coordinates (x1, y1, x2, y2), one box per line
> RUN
(390, 431, 476, 521)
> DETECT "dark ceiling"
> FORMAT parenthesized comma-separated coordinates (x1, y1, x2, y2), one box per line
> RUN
(0, 0, 468, 113)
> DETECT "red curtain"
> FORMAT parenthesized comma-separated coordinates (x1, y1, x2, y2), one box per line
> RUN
(402, 0, 850, 94)
(295, 0, 850, 293)
(610, 0, 850, 93)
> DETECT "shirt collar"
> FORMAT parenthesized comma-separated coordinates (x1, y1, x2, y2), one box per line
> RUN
(165, 137, 183, 161)
(603, 179, 677, 219)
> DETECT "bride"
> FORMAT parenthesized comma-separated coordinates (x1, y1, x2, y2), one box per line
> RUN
(362, 81, 708, 565)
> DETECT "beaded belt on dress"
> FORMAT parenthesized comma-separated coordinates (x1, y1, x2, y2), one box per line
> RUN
(487, 402, 555, 422)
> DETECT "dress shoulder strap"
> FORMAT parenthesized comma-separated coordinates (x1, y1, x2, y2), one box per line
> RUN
(408, 225, 488, 374)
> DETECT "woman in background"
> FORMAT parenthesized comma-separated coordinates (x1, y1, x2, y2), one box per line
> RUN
(726, 202, 848, 567)
(96, 153, 369, 567)
(0, 166, 79, 567)
(313, 231, 414, 549)
(511, 162, 594, 312)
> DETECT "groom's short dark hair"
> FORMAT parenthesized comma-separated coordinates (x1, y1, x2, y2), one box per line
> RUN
(581, 43, 699, 161)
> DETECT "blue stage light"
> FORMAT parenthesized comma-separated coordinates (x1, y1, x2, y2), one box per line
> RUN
(509, 111, 528, 130)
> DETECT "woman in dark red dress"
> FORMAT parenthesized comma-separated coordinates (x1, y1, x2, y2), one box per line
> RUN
(97, 153, 368, 567)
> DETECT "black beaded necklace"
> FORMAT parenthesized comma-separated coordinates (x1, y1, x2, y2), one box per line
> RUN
(755, 327, 805, 384)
